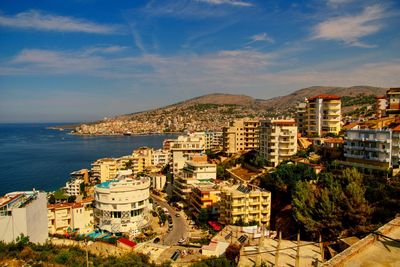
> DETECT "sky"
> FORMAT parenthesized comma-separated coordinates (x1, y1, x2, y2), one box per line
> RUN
(0, 0, 399, 123)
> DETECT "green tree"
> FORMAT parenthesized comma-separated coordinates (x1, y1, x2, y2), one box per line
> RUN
(67, 195, 76, 203)
(48, 194, 56, 204)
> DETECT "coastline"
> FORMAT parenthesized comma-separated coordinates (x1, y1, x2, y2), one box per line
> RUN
(68, 131, 183, 137)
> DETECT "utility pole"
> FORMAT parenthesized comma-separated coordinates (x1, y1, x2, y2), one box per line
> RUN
(256, 215, 268, 266)
(275, 231, 281, 267)
(295, 231, 300, 267)
(319, 234, 324, 264)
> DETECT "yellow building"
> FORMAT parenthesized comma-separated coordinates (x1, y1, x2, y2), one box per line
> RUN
(190, 184, 221, 215)
(259, 118, 298, 167)
(219, 184, 271, 227)
(223, 118, 260, 154)
(91, 158, 117, 183)
(305, 94, 341, 136)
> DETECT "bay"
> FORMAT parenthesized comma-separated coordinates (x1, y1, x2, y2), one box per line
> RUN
(0, 123, 177, 195)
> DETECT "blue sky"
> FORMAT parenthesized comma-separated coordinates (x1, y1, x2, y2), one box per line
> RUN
(0, 0, 399, 122)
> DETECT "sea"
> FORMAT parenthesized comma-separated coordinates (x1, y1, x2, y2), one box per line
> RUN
(0, 123, 177, 196)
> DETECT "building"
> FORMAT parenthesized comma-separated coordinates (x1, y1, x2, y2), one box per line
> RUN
(223, 118, 260, 154)
(190, 184, 221, 215)
(173, 156, 217, 202)
(170, 134, 206, 175)
(386, 88, 400, 115)
(305, 94, 341, 136)
(259, 118, 298, 167)
(219, 184, 271, 226)
(65, 178, 83, 196)
(0, 191, 48, 243)
(205, 131, 223, 150)
(47, 198, 94, 234)
(91, 158, 118, 183)
(94, 175, 151, 235)
(148, 173, 167, 191)
(375, 96, 387, 118)
(70, 169, 89, 184)
(296, 102, 307, 135)
(152, 149, 170, 166)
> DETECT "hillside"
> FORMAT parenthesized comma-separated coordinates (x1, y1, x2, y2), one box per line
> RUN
(73, 86, 387, 135)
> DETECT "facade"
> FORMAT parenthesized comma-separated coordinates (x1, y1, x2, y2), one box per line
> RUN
(375, 96, 387, 118)
(173, 156, 217, 202)
(219, 184, 271, 226)
(223, 118, 260, 154)
(296, 102, 307, 135)
(65, 178, 83, 196)
(205, 131, 223, 150)
(70, 169, 89, 184)
(259, 118, 298, 167)
(47, 198, 94, 234)
(386, 88, 400, 115)
(148, 173, 167, 191)
(305, 94, 341, 136)
(170, 134, 206, 175)
(94, 175, 151, 235)
(0, 191, 48, 243)
(152, 149, 171, 166)
(190, 184, 221, 215)
(91, 158, 118, 183)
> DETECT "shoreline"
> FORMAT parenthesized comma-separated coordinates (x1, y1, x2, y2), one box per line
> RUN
(68, 131, 183, 137)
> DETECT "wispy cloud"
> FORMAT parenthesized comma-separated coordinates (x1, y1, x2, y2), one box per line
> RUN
(0, 10, 121, 34)
(196, 0, 253, 7)
(327, 0, 354, 7)
(249, 32, 275, 44)
(312, 5, 384, 48)
(83, 46, 129, 55)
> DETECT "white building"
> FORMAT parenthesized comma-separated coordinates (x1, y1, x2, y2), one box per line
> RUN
(65, 178, 83, 196)
(259, 118, 298, 167)
(170, 134, 206, 175)
(0, 191, 48, 243)
(223, 118, 260, 154)
(205, 131, 223, 150)
(94, 175, 151, 236)
(173, 156, 217, 203)
(152, 149, 171, 166)
(148, 173, 167, 191)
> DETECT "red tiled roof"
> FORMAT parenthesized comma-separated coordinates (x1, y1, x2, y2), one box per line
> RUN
(308, 94, 341, 101)
(118, 238, 136, 247)
(271, 121, 296, 126)
(392, 124, 400, 132)
(375, 96, 386, 99)
(324, 138, 344, 143)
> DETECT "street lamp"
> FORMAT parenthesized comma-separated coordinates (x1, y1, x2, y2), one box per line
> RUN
(85, 240, 93, 267)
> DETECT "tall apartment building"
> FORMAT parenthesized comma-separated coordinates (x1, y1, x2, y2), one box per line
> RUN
(305, 94, 341, 136)
(296, 102, 307, 135)
(91, 158, 117, 183)
(65, 178, 83, 196)
(223, 118, 260, 154)
(219, 184, 271, 226)
(94, 175, 151, 235)
(205, 131, 223, 150)
(173, 156, 217, 203)
(47, 197, 94, 234)
(259, 118, 298, 167)
(375, 96, 387, 118)
(170, 134, 206, 175)
(152, 149, 171, 166)
(0, 191, 48, 243)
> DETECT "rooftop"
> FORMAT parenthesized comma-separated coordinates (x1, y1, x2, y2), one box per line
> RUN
(308, 94, 341, 101)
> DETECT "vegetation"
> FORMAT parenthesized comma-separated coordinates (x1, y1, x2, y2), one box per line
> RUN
(190, 256, 234, 267)
(341, 94, 376, 107)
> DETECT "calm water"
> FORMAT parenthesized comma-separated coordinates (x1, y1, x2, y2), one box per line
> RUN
(0, 123, 176, 195)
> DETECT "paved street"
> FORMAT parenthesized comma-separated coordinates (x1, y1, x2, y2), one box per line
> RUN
(151, 193, 189, 246)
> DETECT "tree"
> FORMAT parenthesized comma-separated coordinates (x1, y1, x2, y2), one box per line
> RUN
(198, 209, 210, 225)
(79, 182, 85, 194)
(48, 194, 56, 204)
(67, 195, 76, 203)
(225, 244, 241, 264)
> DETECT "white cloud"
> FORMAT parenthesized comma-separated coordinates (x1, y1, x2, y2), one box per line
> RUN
(196, 0, 253, 7)
(249, 32, 275, 44)
(0, 10, 120, 34)
(84, 46, 129, 55)
(327, 0, 354, 7)
(312, 5, 384, 47)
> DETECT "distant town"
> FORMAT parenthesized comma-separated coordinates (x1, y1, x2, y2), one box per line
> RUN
(1, 88, 400, 266)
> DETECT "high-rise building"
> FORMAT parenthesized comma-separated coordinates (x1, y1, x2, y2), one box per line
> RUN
(190, 184, 221, 215)
(305, 94, 341, 136)
(223, 118, 260, 154)
(386, 88, 400, 116)
(0, 191, 48, 243)
(91, 158, 118, 183)
(259, 118, 298, 167)
(296, 102, 307, 135)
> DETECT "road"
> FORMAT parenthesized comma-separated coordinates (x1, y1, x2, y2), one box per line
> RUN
(151, 193, 188, 246)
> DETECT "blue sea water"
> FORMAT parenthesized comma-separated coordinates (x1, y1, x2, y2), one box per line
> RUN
(0, 123, 177, 195)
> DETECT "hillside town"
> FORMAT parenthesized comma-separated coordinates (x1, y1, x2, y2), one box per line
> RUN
(1, 88, 400, 266)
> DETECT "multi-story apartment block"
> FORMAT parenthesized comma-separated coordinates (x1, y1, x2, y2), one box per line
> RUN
(94, 175, 151, 235)
(0, 191, 48, 243)
(296, 102, 307, 135)
(205, 131, 223, 150)
(91, 158, 118, 183)
(47, 197, 94, 234)
(259, 118, 298, 167)
(147, 173, 167, 191)
(173, 156, 217, 203)
(190, 184, 221, 215)
(70, 169, 89, 184)
(386, 88, 400, 116)
(65, 178, 83, 196)
(375, 96, 387, 118)
(223, 118, 260, 154)
(152, 149, 171, 166)
(170, 134, 206, 175)
(219, 184, 271, 226)
(305, 94, 341, 136)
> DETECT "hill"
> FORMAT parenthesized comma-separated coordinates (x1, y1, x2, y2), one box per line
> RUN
(73, 86, 387, 135)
